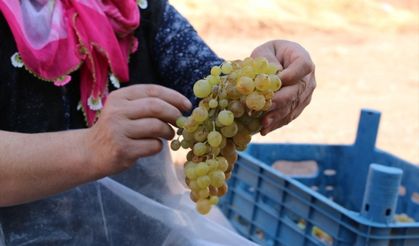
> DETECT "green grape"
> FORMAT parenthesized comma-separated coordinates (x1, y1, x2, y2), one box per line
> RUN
(209, 170, 225, 188)
(192, 107, 208, 122)
(211, 146, 221, 156)
(185, 166, 197, 180)
(254, 74, 270, 92)
(219, 99, 228, 109)
(221, 122, 238, 138)
(198, 187, 210, 199)
(269, 74, 282, 91)
(196, 199, 212, 215)
(195, 162, 210, 176)
(266, 63, 279, 74)
(181, 139, 193, 149)
(193, 79, 212, 98)
(170, 140, 181, 150)
(209, 196, 219, 205)
(219, 136, 227, 149)
(263, 99, 272, 111)
(190, 191, 199, 202)
(217, 110, 234, 126)
(192, 155, 204, 163)
(209, 99, 218, 108)
(246, 92, 265, 111)
(253, 57, 269, 74)
(184, 117, 199, 132)
(225, 83, 241, 99)
(193, 142, 208, 156)
(207, 159, 219, 171)
(228, 100, 245, 118)
(194, 127, 208, 142)
(241, 65, 256, 79)
(217, 157, 228, 172)
(236, 76, 255, 95)
(197, 175, 210, 189)
(221, 62, 233, 74)
(207, 75, 220, 87)
(182, 130, 194, 141)
(176, 116, 187, 128)
(189, 180, 200, 191)
(207, 130, 222, 147)
(211, 66, 222, 76)
(236, 144, 247, 151)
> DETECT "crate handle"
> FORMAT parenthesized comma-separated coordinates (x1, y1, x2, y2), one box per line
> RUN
(354, 109, 381, 151)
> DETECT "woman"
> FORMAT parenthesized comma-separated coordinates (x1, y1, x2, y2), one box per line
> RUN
(0, 0, 316, 245)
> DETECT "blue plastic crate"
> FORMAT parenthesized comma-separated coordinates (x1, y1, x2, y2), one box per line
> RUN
(219, 109, 419, 246)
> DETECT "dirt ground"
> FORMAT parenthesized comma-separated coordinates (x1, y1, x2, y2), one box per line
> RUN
(169, 0, 419, 164)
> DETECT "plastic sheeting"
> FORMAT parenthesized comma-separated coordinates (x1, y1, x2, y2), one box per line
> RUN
(0, 142, 257, 246)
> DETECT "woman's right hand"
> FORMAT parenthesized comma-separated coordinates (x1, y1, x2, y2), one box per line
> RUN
(84, 84, 192, 176)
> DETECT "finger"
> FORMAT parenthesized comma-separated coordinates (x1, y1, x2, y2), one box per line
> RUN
(117, 84, 192, 111)
(260, 106, 292, 136)
(128, 138, 164, 158)
(124, 118, 175, 140)
(279, 56, 314, 86)
(124, 97, 182, 125)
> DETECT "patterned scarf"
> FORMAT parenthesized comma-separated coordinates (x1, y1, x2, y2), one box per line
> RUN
(0, 0, 140, 126)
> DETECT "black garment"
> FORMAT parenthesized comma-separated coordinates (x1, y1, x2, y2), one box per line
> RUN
(0, 1, 222, 245)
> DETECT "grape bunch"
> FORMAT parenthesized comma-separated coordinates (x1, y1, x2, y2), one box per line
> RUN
(171, 57, 282, 214)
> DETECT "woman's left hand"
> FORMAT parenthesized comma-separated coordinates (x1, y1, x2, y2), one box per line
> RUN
(251, 40, 316, 135)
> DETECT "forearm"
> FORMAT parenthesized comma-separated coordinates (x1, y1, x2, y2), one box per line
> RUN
(0, 129, 97, 207)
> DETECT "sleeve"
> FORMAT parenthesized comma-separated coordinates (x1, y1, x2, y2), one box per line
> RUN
(153, 3, 224, 105)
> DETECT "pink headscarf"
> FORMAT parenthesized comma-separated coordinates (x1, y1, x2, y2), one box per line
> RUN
(0, 0, 140, 126)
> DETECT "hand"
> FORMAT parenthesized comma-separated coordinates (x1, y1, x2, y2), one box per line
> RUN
(84, 84, 192, 176)
(251, 40, 316, 135)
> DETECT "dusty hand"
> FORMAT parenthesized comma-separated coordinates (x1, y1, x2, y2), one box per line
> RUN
(84, 84, 191, 176)
(251, 40, 316, 135)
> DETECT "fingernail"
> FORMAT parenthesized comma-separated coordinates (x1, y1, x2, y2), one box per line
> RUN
(184, 99, 192, 109)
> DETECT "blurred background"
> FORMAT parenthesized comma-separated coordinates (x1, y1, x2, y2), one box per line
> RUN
(169, 0, 419, 164)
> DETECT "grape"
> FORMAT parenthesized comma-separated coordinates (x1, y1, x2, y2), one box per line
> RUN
(228, 100, 245, 118)
(211, 66, 222, 76)
(218, 99, 228, 109)
(217, 110, 234, 126)
(171, 57, 284, 215)
(221, 122, 238, 138)
(209, 99, 218, 108)
(246, 92, 265, 111)
(209, 196, 219, 205)
(197, 175, 210, 189)
(217, 184, 228, 196)
(193, 142, 208, 156)
(198, 188, 210, 199)
(209, 170, 225, 188)
(221, 62, 233, 74)
(195, 162, 209, 176)
(196, 199, 212, 215)
(236, 76, 255, 95)
(176, 116, 187, 128)
(192, 107, 208, 122)
(194, 127, 208, 142)
(207, 159, 219, 171)
(269, 74, 282, 91)
(254, 74, 270, 92)
(170, 140, 181, 150)
(193, 79, 212, 98)
(207, 130, 222, 147)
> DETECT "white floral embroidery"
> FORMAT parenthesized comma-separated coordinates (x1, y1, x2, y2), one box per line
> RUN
(11, 52, 24, 68)
(137, 0, 148, 9)
(77, 101, 83, 111)
(109, 73, 120, 88)
(87, 95, 103, 111)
